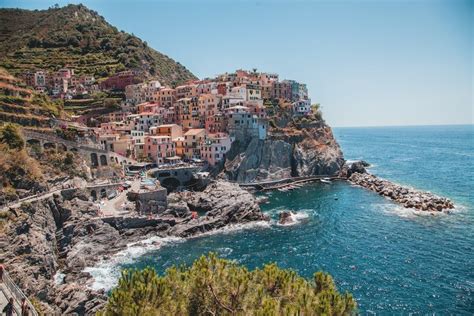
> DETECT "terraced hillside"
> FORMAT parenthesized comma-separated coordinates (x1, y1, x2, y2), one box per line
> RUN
(0, 4, 196, 86)
(0, 68, 62, 129)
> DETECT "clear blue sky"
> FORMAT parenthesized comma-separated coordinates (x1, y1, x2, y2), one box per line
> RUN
(1, 0, 472, 127)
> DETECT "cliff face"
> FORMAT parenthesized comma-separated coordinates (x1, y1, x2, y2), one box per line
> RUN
(224, 121, 345, 183)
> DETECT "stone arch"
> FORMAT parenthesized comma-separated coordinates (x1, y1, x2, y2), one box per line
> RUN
(57, 143, 67, 152)
(91, 190, 97, 201)
(26, 139, 42, 153)
(90, 153, 99, 167)
(100, 188, 107, 198)
(44, 142, 56, 150)
(100, 155, 108, 166)
(26, 139, 41, 147)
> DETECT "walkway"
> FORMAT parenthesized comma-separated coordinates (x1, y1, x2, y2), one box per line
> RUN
(238, 175, 343, 190)
(0, 188, 63, 213)
(0, 269, 38, 316)
(99, 179, 140, 217)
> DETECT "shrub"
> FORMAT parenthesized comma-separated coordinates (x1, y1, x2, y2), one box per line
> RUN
(0, 123, 25, 149)
(100, 253, 356, 315)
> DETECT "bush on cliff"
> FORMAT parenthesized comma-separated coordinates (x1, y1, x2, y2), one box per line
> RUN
(100, 253, 356, 315)
(0, 123, 25, 149)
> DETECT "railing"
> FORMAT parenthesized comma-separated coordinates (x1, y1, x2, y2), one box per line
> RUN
(2, 269, 38, 316)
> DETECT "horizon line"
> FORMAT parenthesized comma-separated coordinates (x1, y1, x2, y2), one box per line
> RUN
(332, 123, 474, 129)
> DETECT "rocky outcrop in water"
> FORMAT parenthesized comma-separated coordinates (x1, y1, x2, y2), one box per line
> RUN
(225, 122, 345, 183)
(0, 180, 267, 314)
(169, 180, 269, 237)
(278, 211, 294, 225)
(349, 172, 455, 212)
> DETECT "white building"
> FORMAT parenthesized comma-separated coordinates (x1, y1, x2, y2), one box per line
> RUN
(292, 99, 312, 115)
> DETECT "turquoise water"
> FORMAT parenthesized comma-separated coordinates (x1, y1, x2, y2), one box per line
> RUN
(122, 125, 474, 314)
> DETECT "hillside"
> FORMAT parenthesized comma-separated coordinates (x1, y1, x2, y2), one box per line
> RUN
(0, 67, 62, 129)
(0, 4, 196, 86)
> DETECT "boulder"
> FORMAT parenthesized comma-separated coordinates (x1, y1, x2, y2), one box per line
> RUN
(278, 211, 294, 225)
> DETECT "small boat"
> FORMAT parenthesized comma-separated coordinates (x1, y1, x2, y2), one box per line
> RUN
(320, 178, 332, 184)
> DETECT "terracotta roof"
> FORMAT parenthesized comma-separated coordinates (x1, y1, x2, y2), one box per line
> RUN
(184, 128, 206, 136)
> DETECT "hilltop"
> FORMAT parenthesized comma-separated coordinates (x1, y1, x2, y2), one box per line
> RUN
(0, 4, 196, 86)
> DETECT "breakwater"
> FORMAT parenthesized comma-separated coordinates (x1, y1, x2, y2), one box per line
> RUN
(349, 172, 455, 212)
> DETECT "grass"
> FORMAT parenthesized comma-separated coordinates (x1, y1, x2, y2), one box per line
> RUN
(0, 4, 197, 86)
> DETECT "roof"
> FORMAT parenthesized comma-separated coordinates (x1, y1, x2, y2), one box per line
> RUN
(184, 128, 206, 136)
(158, 124, 180, 128)
(147, 135, 171, 139)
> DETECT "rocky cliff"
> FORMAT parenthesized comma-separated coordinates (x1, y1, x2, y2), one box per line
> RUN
(224, 119, 345, 183)
(0, 180, 267, 314)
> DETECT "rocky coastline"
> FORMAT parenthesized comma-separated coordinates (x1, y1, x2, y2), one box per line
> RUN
(0, 180, 268, 315)
(347, 168, 455, 213)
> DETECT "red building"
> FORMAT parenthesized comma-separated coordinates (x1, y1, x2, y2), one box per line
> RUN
(100, 71, 141, 90)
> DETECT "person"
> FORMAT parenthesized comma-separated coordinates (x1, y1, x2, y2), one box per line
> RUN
(2, 297, 14, 316)
(21, 298, 29, 316)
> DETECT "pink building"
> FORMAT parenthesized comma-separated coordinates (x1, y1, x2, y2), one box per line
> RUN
(205, 112, 226, 134)
(200, 133, 232, 166)
(158, 88, 176, 108)
(144, 135, 176, 164)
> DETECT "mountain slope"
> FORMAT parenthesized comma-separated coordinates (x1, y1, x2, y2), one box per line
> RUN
(0, 4, 196, 86)
(0, 67, 62, 129)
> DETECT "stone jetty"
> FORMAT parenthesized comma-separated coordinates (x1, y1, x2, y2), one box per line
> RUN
(349, 172, 454, 212)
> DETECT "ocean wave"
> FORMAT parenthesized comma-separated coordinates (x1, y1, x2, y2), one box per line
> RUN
(188, 220, 272, 239)
(83, 221, 271, 291)
(84, 235, 184, 291)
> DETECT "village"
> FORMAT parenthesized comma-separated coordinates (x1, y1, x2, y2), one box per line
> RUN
(19, 68, 314, 168)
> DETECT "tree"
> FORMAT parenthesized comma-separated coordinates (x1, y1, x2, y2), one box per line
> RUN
(0, 124, 25, 150)
(100, 253, 356, 315)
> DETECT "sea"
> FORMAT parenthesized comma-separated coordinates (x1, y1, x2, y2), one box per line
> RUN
(87, 125, 474, 314)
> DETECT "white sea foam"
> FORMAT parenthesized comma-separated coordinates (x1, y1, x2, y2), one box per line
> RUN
(375, 203, 449, 219)
(188, 220, 272, 239)
(84, 235, 184, 291)
(53, 270, 65, 285)
(83, 221, 271, 291)
(276, 210, 310, 226)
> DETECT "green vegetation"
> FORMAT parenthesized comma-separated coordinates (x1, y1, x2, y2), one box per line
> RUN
(100, 253, 356, 315)
(0, 123, 87, 203)
(0, 68, 64, 128)
(0, 123, 25, 149)
(0, 4, 196, 85)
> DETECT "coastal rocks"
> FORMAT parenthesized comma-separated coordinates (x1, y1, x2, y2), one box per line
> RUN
(225, 138, 293, 182)
(170, 180, 268, 237)
(349, 172, 454, 213)
(278, 211, 294, 225)
(0, 179, 269, 314)
(293, 127, 345, 177)
(340, 160, 368, 178)
(224, 124, 345, 183)
(256, 196, 269, 204)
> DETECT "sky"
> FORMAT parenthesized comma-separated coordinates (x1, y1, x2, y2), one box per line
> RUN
(1, 0, 472, 127)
